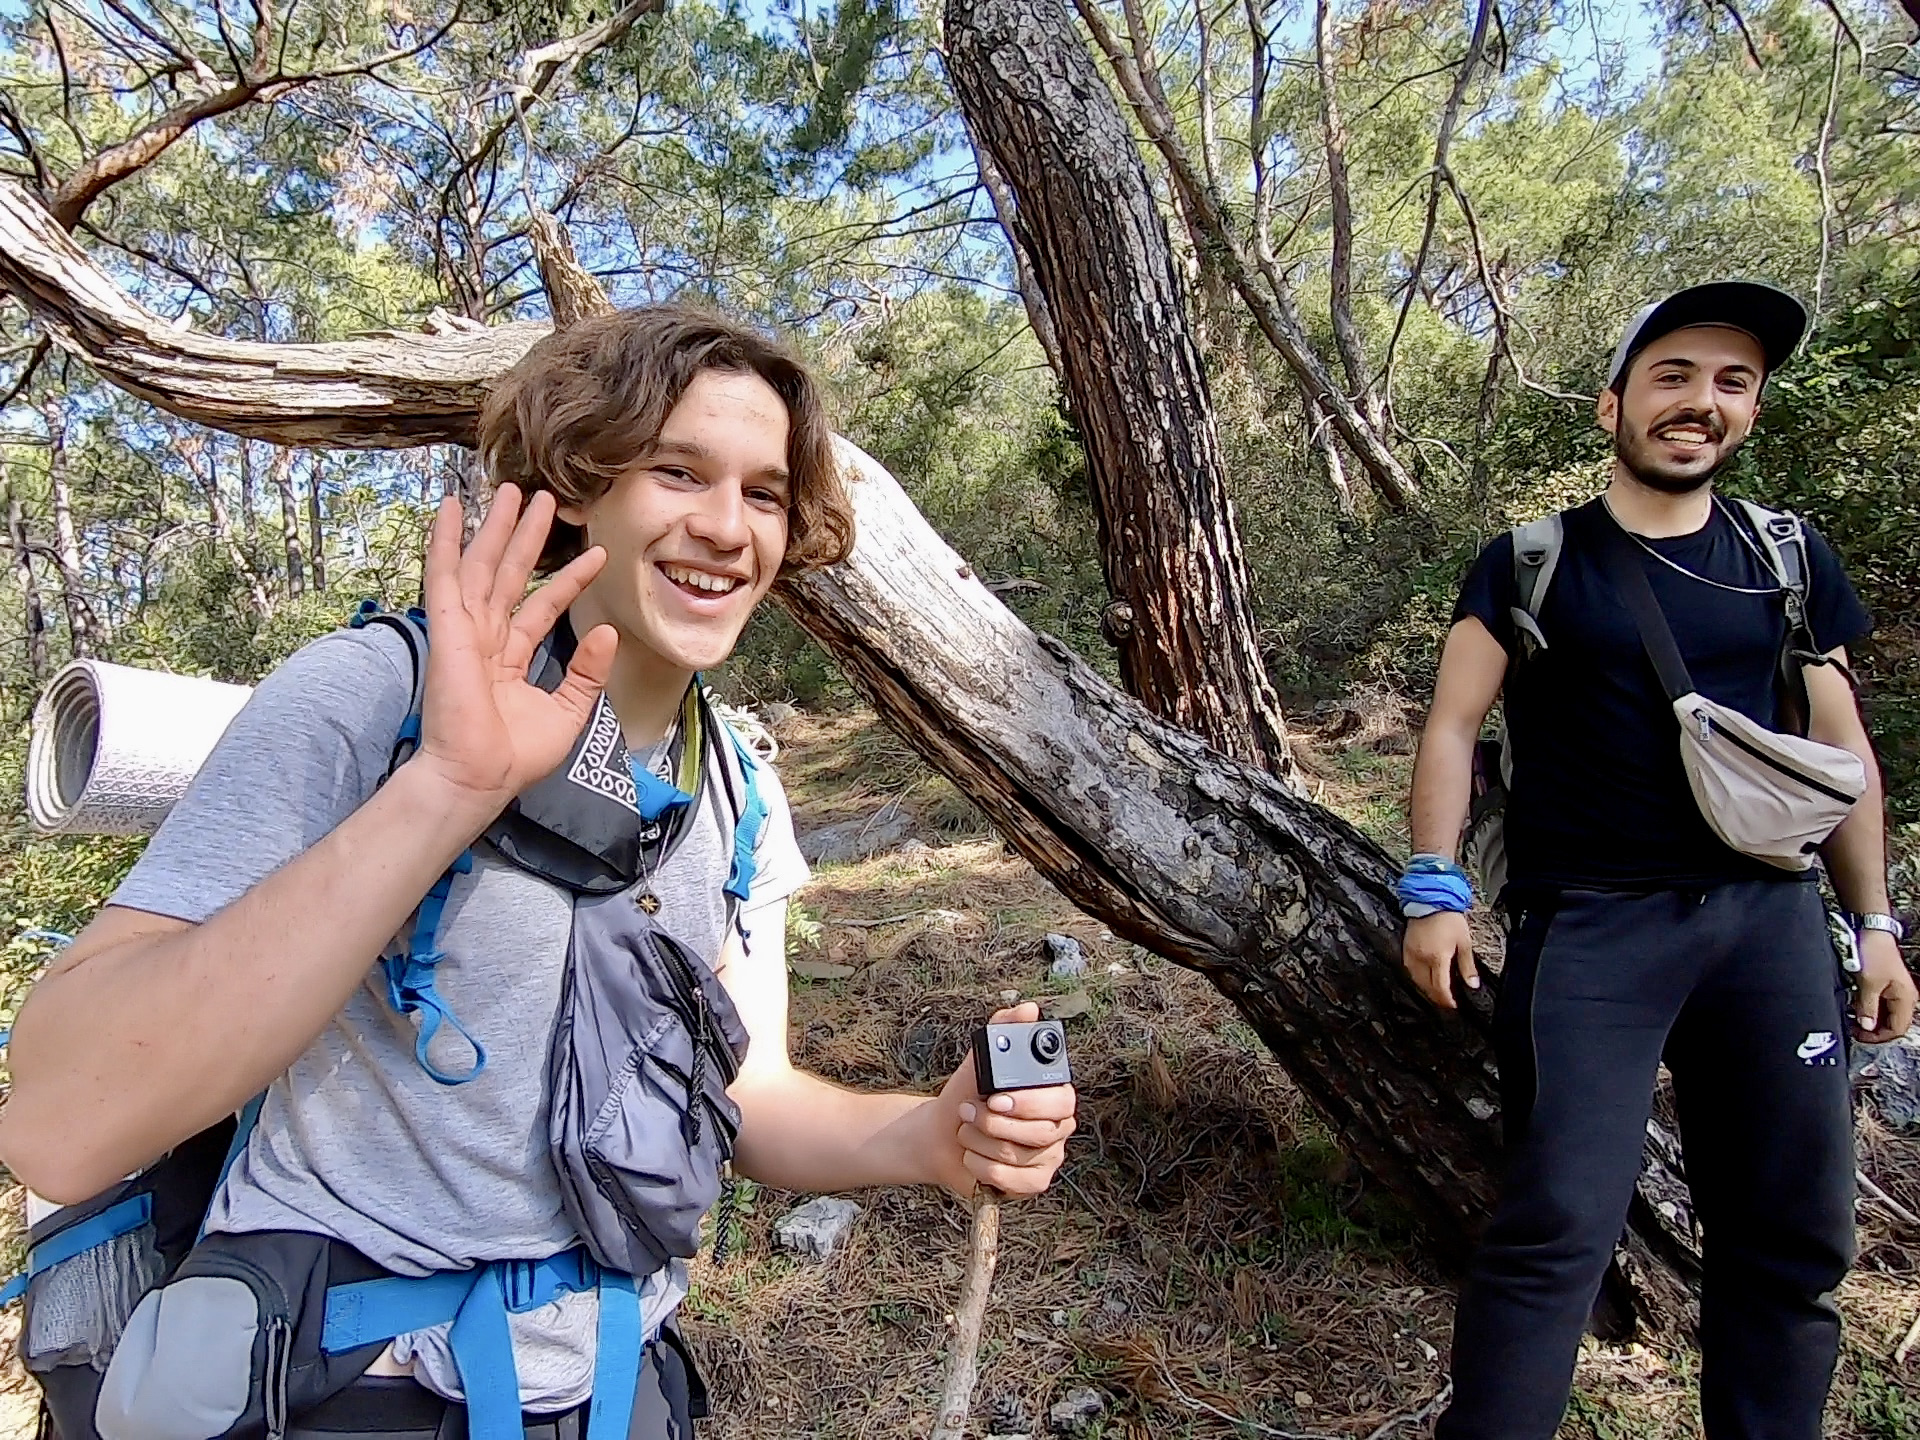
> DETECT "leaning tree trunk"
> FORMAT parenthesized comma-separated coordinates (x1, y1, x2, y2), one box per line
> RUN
(0, 177, 1700, 1333)
(944, 3, 1291, 779)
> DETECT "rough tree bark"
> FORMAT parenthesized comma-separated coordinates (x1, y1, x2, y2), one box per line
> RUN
(943, 0, 1291, 778)
(2, 454, 49, 680)
(306, 461, 327, 593)
(272, 446, 306, 598)
(0, 178, 1701, 1330)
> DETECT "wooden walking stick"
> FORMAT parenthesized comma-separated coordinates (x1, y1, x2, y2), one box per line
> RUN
(930, 1185, 1003, 1440)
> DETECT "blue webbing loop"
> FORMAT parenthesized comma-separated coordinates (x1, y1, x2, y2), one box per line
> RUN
(0, 1192, 154, 1306)
(449, 1267, 521, 1440)
(587, 1271, 642, 1440)
(722, 727, 767, 905)
(319, 1251, 643, 1440)
(631, 765, 694, 826)
(382, 851, 486, 1085)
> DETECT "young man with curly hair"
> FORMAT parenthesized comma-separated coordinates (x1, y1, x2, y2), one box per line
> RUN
(3, 307, 1076, 1438)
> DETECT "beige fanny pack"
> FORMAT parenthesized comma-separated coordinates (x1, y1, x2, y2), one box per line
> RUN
(1604, 518, 1863, 871)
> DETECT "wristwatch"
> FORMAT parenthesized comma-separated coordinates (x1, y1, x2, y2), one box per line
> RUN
(1852, 912, 1908, 942)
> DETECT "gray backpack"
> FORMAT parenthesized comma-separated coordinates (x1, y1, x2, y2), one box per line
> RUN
(1461, 499, 1816, 903)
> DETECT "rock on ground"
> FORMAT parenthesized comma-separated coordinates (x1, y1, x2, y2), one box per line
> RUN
(799, 809, 914, 866)
(1044, 933, 1088, 977)
(1048, 1388, 1106, 1435)
(774, 1196, 863, 1259)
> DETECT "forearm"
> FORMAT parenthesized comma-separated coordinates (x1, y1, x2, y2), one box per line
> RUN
(730, 1069, 942, 1193)
(1823, 752, 1891, 914)
(1408, 723, 1478, 860)
(1, 762, 499, 1201)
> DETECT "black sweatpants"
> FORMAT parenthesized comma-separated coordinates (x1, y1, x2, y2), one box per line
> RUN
(1436, 879, 1857, 1440)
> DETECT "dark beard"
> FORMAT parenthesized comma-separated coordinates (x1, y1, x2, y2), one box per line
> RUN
(1613, 416, 1738, 494)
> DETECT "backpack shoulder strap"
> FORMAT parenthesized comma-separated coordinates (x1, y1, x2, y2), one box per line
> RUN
(349, 600, 430, 777)
(350, 601, 486, 1085)
(1730, 498, 1808, 599)
(1508, 513, 1565, 655)
(710, 704, 770, 909)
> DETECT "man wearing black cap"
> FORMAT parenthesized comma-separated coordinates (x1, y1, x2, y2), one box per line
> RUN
(1399, 281, 1916, 1439)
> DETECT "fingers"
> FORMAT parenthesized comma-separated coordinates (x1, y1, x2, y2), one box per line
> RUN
(989, 1001, 1041, 1026)
(1886, 976, 1917, 1042)
(549, 622, 618, 725)
(956, 1113, 1077, 1168)
(1405, 948, 1456, 1011)
(963, 1139, 1068, 1197)
(1456, 937, 1481, 994)
(508, 545, 608, 662)
(972, 1083, 1076, 1123)
(1856, 968, 1889, 1038)
(422, 495, 465, 620)
(491, 489, 558, 611)
(457, 483, 523, 612)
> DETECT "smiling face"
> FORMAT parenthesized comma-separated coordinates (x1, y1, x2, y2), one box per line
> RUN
(562, 368, 793, 683)
(1597, 324, 1767, 494)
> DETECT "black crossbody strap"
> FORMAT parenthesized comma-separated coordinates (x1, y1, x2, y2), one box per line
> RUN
(1596, 516, 1696, 702)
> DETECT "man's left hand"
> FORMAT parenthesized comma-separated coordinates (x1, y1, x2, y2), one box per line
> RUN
(1854, 929, 1917, 1043)
(932, 1001, 1077, 1198)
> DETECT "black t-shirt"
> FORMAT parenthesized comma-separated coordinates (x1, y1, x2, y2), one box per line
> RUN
(1454, 497, 1872, 890)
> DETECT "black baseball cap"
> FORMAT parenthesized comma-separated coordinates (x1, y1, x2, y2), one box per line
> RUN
(1606, 281, 1808, 390)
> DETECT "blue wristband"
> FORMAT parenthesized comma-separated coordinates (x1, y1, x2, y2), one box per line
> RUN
(1397, 855, 1473, 918)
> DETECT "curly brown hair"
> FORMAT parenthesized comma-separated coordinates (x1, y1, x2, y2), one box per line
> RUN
(478, 305, 855, 575)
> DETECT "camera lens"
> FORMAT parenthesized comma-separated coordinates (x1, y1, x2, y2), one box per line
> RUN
(1030, 1025, 1063, 1063)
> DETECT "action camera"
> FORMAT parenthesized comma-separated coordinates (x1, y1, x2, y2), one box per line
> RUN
(972, 1019, 1073, 1094)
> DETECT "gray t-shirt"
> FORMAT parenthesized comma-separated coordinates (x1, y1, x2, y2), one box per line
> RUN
(112, 623, 808, 1407)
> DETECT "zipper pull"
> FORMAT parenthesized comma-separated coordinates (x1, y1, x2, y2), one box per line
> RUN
(1696, 709, 1712, 743)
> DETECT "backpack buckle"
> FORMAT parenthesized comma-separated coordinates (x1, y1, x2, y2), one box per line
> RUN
(1767, 516, 1798, 540)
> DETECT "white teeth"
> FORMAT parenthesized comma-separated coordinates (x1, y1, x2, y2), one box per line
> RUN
(663, 564, 741, 595)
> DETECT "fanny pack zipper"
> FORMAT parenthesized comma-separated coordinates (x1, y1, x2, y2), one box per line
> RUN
(1693, 709, 1860, 806)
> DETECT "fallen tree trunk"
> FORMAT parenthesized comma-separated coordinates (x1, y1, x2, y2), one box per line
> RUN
(0, 177, 1699, 1328)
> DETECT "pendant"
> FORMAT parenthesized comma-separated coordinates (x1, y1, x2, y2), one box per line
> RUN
(635, 891, 662, 916)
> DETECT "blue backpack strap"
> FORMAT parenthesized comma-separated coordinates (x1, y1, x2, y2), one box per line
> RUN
(350, 602, 487, 1085)
(0, 1191, 155, 1306)
(321, 1251, 643, 1440)
(383, 850, 486, 1085)
(719, 720, 768, 906)
(588, 1271, 643, 1440)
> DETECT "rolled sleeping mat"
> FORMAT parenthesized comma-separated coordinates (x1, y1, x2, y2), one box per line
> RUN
(27, 660, 254, 837)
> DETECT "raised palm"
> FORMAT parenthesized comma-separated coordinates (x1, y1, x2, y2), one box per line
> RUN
(413, 485, 617, 804)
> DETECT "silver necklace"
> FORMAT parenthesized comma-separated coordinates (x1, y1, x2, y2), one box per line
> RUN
(1600, 495, 1782, 596)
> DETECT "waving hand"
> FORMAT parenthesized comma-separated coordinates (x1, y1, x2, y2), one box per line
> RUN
(411, 485, 618, 805)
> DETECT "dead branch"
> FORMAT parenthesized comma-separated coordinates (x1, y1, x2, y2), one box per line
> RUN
(1379, 0, 1494, 408)
(0, 179, 546, 446)
(928, 1190, 1002, 1440)
(1071, 0, 1422, 512)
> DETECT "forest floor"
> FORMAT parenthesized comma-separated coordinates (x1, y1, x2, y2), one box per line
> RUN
(3, 701, 1918, 1437)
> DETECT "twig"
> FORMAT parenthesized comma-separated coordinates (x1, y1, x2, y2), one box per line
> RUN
(1153, 1357, 1343, 1439)
(1859, 1169, 1920, 1230)
(1362, 1382, 1454, 1440)
(1894, 1310, 1920, 1366)
(834, 912, 925, 929)
(1813, 15, 1843, 323)
(929, 1188, 1002, 1440)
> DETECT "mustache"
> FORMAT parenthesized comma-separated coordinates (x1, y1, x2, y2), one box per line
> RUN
(1646, 409, 1727, 442)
